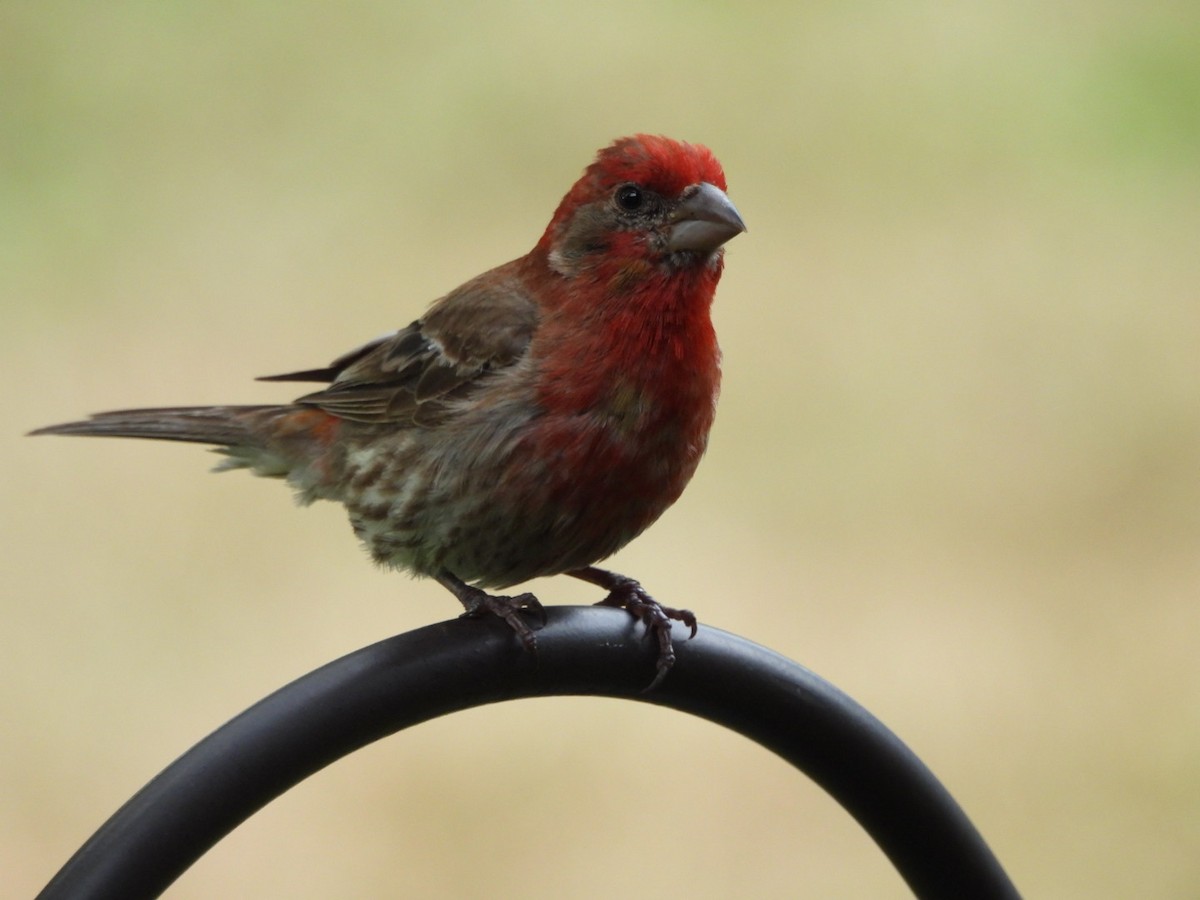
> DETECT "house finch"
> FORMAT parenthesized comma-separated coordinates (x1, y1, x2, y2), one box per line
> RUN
(32, 134, 745, 687)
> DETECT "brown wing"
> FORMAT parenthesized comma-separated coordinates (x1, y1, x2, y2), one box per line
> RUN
(260, 266, 539, 427)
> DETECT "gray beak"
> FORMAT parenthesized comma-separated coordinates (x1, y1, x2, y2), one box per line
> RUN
(666, 181, 747, 253)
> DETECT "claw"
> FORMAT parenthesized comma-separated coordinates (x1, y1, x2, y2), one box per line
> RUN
(437, 571, 543, 652)
(568, 566, 696, 690)
(524, 593, 549, 629)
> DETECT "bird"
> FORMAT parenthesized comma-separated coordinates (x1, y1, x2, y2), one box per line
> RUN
(31, 134, 745, 688)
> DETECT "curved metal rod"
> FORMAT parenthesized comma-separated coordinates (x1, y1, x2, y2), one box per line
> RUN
(37, 606, 1020, 899)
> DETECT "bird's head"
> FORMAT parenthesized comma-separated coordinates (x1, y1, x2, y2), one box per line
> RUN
(538, 135, 746, 278)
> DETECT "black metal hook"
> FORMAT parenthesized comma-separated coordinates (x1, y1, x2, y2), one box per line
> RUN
(37, 606, 1020, 899)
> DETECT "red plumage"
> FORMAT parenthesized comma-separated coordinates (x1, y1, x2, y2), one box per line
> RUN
(32, 135, 745, 687)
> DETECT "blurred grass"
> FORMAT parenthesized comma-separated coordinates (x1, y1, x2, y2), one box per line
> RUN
(4, 2, 1199, 897)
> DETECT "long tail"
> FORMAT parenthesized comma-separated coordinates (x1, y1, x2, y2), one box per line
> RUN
(28, 405, 344, 486)
(30, 405, 283, 445)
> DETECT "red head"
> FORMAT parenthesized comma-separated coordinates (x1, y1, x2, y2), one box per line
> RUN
(536, 135, 743, 272)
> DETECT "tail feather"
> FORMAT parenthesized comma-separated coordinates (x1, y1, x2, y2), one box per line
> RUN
(29, 405, 282, 446)
(32, 404, 343, 492)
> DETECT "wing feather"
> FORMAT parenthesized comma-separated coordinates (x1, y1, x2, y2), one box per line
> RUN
(263, 265, 539, 427)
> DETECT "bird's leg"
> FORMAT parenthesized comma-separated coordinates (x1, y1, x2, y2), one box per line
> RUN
(435, 570, 546, 651)
(567, 566, 697, 690)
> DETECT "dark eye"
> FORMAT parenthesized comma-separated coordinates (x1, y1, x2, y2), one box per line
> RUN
(614, 184, 645, 211)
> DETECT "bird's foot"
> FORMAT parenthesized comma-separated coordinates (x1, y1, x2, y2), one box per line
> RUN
(437, 571, 546, 651)
(569, 566, 697, 690)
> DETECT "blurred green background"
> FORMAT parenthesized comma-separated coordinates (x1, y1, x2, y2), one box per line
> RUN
(4, 2, 1199, 897)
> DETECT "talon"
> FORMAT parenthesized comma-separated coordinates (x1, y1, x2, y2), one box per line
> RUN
(436, 571, 543, 652)
(460, 590, 540, 651)
(568, 566, 697, 690)
(524, 593, 548, 628)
